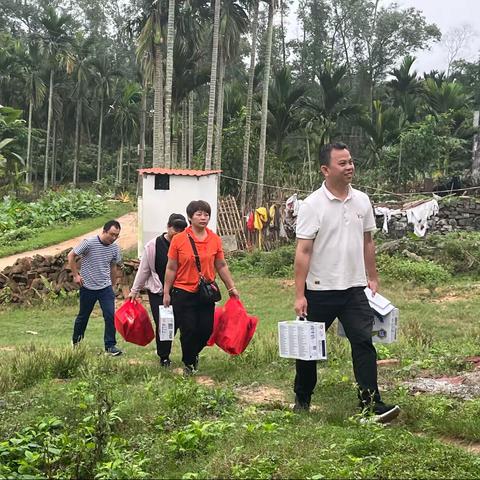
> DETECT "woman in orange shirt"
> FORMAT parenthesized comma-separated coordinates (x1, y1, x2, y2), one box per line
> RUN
(163, 200, 239, 375)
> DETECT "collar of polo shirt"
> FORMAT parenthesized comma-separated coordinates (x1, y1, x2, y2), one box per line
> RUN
(321, 181, 353, 202)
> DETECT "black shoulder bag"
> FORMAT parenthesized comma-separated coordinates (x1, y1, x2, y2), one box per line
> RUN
(187, 234, 222, 304)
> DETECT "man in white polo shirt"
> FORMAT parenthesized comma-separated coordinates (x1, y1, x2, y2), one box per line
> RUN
(293, 142, 400, 423)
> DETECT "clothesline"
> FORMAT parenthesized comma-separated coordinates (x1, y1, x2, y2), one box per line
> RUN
(220, 174, 480, 199)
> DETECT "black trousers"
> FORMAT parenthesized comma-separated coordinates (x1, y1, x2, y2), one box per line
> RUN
(171, 288, 215, 366)
(294, 286, 381, 404)
(147, 291, 179, 358)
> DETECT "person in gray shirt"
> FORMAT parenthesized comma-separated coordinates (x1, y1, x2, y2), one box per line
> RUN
(68, 220, 123, 356)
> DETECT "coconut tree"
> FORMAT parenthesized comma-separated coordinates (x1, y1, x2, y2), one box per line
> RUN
(112, 81, 142, 183)
(213, 0, 249, 171)
(91, 54, 119, 180)
(163, 0, 176, 168)
(20, 41, 46, 184)
(240, 0, 259, 214)
(204, 0, 222, 169)
(39, 6, 74, 189)
(256, 0, 277, 206)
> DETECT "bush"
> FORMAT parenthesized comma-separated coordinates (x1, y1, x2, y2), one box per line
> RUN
(377, 254, 451, 290)
(0, 189, 107, 243)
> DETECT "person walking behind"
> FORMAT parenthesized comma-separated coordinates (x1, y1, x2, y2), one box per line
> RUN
(293, 142, 400, 423)
(69, 220, 123, 356)
(163, 200, 239, 375)
(129, 213, 188, 367)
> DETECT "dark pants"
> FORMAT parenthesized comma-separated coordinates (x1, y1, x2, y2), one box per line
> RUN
(294, 287, 381, 405)
(72, 286, 116, 348)
(147, 291, 179, 358)
(171, 288, 215, 366)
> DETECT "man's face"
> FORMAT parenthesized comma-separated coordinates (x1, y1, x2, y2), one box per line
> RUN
(321, 148, 354, 184)
(103, 226, 120, 244)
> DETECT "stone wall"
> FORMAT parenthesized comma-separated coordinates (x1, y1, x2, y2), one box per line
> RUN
(375, 197, 480, 238)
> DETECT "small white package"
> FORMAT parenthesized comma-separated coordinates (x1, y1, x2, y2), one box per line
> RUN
(278, 319, 327, 361)
(159, 306, 175, 341)
(337, 288, 399, 343)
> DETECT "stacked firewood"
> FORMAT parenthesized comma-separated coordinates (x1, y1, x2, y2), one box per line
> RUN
(0, 249, 140, 304)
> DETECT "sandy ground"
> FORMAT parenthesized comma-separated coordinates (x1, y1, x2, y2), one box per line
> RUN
(0, 211, 138, 271)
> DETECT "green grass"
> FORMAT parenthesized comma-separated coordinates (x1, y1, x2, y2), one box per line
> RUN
(0, 201, 132, 258)
(1, 276, 480, 478)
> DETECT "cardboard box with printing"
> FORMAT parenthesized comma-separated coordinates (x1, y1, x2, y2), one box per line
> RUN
(338, 288, 399, 344)
(278, 319, 327, 360)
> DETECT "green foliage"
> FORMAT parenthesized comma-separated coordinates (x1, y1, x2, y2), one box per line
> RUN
(0, 189, 106, 243)
(377, 254, 451, 290)
(229, 245, 295, 278)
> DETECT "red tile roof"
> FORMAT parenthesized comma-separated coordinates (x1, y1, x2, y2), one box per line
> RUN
(138, 168, 222, 177)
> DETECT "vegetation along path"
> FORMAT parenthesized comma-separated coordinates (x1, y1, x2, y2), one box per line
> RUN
(0, 211, 138, 271)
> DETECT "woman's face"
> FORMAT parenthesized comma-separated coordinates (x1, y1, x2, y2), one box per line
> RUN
(190, 210, 210, 229)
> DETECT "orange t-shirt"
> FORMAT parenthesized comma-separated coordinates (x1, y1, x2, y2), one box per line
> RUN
(168, 226, 225, 293)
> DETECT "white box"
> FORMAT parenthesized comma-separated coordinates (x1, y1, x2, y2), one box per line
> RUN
(278, 320, 327, 360)
(159, 306, 175, 341)
(337, 288, 399, 343)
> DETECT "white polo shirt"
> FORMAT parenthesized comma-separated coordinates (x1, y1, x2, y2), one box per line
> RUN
(296, 182, 376, 291)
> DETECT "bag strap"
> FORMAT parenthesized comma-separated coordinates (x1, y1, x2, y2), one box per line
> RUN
(187, 234, 204, 278)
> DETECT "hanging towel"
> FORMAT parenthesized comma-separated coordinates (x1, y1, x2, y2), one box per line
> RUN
(405, 199, 439, 237)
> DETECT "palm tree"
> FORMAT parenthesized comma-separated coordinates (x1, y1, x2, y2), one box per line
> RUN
(204, 0, 222, 170)
(39, 6, 74, 189)
(267, 66, 306, 156)
(112, 81, 142, 183)
(423, 78, 471, 114)
(91, 54, 118, 181)
(137, 0, 166, 167)
(240, 0, 259, 214)
(387, 55, 421, 122)
(256, 0, 277, 206)
(71, 33, 94, 186)
(20, 41, 46, 184)
(213, 0, 249, 170)
(163, 0, 176, 168)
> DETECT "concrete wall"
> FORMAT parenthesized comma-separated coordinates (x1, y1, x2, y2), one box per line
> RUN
(139, 174, 218, 255)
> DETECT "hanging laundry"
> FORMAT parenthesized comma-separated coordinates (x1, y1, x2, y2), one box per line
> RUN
(246, 211, 255, 232)
(254, 207, 268, 249)
(405, 199, 439, 237)
(375, 206, 402, 233)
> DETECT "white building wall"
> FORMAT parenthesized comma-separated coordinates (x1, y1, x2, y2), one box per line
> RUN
(139, 173, 218, 254)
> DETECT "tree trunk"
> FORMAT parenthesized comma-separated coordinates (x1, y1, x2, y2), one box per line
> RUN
(256, 1, 275, 207)
(188, 91, 194, 168)
(97, 94, 104, 181)
(213, 50, 226, 170)
(117, 129, 124, 184)
(26, 100, 33, 184)
(73, 99, 82, 186)
(153, 44, 165, 167)
(280, 0, 286, 68)
(181, 100, 187, 168)
(43, 69, 54, 190)
(164, 0, 176, 169)
(137, 80, 147, 197)
(204, 0, 221, 170)
(51, 120, 57, 185)
(241, 0, 259, 214)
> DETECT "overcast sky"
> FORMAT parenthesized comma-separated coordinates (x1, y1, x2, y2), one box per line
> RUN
(286, 0, 480, 73)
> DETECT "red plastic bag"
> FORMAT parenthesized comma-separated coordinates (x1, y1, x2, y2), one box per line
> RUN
(208, 297, 258, 355)
(114, 299, 154, 346)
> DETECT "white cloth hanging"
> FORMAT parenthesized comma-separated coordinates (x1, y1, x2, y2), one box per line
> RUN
(405, 199, 439, 237)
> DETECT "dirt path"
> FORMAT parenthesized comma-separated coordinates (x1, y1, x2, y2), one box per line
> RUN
(0, 211, 137, 271)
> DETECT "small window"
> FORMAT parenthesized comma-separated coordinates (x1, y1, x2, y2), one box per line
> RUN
(154, 174, 170, 190)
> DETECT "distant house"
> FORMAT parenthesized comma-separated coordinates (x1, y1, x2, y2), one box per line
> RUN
(137, 168, 221, 255)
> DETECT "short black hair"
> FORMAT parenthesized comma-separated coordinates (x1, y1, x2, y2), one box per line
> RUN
(186, 200, 211, 219)
(319, 142, 349, 166)
(167, 213, 187, 231)
(103, 220, 121, 232)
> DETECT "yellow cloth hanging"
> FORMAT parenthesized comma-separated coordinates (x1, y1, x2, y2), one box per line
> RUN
(254, 207, 268, 249)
